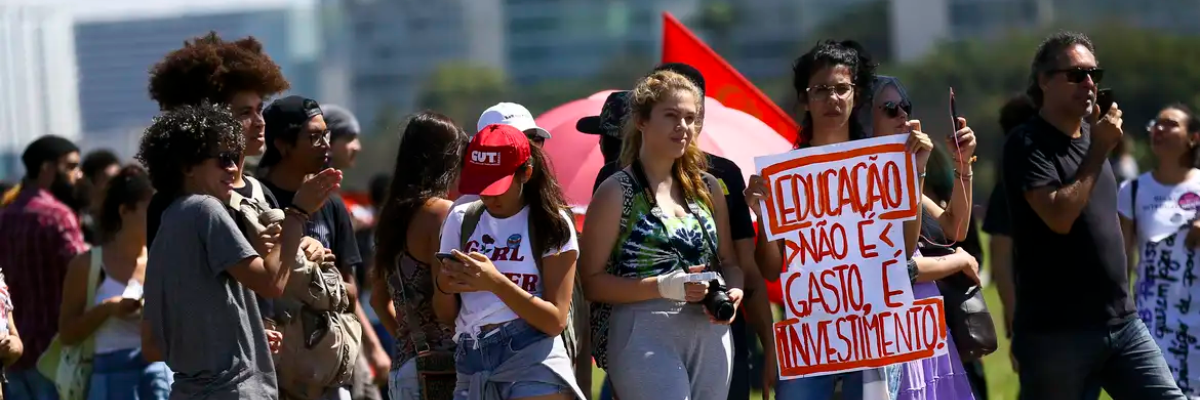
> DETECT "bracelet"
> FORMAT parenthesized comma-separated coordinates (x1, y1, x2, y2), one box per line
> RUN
(954, 169, 973, 179)
(907, 258, 918, 283)
(283, 207, 310, 221)
(918, 171, 927, 179)
(434, 276, 451, 295)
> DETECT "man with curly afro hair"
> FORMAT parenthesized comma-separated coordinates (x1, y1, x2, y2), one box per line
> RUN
(136, 102, 338, 400)
(145, 31, 290, 248)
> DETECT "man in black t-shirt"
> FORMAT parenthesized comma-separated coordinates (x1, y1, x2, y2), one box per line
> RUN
(1003, 32, 1181, 399)
(582, 63, 774, 400)
(261, 96, 389, 399)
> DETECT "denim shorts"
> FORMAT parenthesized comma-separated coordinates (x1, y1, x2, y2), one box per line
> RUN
(389, 358, 420, 400)
(453, 320, 569, 400)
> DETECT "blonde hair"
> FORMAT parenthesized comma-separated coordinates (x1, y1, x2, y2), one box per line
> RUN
(619, 70, 712, 209)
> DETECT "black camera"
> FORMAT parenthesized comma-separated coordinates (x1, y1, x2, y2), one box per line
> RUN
(703, 279, 735, 321)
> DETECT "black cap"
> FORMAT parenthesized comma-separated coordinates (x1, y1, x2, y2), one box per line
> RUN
(22, 135, 79, 178)
(654, 62, 706, 98)
(320, 104, 360, 141)
(261, 95, 322, 167)
(576, 91, 630, 139)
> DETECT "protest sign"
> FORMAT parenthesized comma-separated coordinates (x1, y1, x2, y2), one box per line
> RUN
(754, 135, 948, 379)
(1136, 230, 1200, 396)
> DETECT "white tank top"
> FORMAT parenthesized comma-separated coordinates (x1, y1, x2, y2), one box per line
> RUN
(91, 270, 144, 355)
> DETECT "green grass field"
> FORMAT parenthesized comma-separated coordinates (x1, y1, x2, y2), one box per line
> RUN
(587, 234, 1117, 399)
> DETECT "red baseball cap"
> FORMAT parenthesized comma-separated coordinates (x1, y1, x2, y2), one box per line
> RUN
(459, 124, 531, 196)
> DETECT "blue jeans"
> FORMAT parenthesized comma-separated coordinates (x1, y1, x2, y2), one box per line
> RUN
(1013, 317, 1183, 400)
(453, 320, 569, 400)
(774, 372, 863, 400)
(3, 369, 59, 400)
(388, 358, 419, 400)
(87, 348, 172, 400)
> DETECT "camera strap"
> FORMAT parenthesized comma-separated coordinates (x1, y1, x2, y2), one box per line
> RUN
(629, 159, 722, 276)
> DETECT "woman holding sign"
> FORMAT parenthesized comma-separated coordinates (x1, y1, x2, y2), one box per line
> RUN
(1117, 104, 1200, 397)
(864, 76, 981, 400)
(580, 69, 746, 400)
(743, 41, 940, 400)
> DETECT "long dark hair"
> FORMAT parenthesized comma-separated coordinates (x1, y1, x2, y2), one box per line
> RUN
(98, 165, 154, 244)
(374, 112, 467, 281)
(520, 145, 573, 254)
(791, 39, 877, 148)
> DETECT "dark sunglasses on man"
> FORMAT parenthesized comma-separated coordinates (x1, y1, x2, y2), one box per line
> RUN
(1050, 67, 1104, 84)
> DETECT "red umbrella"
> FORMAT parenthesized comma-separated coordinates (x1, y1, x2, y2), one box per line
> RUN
(537, 92, 792, 209)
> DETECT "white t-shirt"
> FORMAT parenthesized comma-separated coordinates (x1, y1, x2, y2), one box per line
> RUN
(1117, 170, 1200, 244)
(438, 203, 578, 337)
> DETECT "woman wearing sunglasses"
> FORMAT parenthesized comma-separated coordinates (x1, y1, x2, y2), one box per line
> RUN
(863, 76, 981, 400)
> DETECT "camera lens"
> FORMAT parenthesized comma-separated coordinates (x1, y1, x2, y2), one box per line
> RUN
(703, 279, 735, 321)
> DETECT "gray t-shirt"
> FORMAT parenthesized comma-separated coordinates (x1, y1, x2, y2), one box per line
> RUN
(144, 194, 277, 400)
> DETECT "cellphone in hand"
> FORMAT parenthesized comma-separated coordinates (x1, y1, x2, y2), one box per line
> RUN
(435, 252, 455, 262)
(949, 87, 963, 133)
(1096, 88, 1115, 116)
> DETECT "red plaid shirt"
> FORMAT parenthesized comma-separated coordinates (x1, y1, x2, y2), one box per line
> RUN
(0, 186, 86, 369)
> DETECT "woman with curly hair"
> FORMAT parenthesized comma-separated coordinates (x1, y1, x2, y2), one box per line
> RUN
(145, 31, 291, 247)
(136, 103, 340, 400)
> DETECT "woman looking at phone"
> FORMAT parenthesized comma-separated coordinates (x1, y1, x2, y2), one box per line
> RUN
(432, 124, 585, 400)
(371, 111, 467, 400)
(57, 165, 173, 400)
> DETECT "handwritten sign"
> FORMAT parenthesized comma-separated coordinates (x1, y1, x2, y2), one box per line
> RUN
(1136, 230, 1200, 396)
(755, 135, 948, 379)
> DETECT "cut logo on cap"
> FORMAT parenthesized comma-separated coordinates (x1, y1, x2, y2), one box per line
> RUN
(471, 150, 502, 166)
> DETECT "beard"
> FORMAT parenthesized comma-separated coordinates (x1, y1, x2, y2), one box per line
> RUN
(49, 171, 85, 212)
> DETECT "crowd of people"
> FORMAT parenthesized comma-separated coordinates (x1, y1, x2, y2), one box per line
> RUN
(0, 27, 1195, 400)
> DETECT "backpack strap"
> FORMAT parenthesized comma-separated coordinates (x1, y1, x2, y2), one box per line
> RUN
(1130, 177, 1139, 230)
(82, 247, 103, 358)
(460, 201, 486, 252)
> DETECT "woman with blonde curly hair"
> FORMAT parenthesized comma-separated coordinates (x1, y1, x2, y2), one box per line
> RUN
(581, 70, 746, 400)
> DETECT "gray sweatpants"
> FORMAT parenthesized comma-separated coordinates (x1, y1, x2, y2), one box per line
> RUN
(606, 299, 732, 400)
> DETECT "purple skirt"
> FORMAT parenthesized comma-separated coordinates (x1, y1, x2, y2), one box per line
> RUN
(893, 282, 977, 400)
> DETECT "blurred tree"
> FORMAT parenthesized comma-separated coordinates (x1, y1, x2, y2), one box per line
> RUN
(416, 62, 510, 132)
(886, 23, 1200, 193)
(346, 105, 407, 190)
(693, 0, 739, 55)
(806, 0, 892, 62)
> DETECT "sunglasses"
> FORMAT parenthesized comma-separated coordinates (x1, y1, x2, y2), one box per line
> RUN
(210, 151, 241, 168)
(807, 83, 855, 100)
(880, 101, 912, 119)
(1050, 67, 1104, 84)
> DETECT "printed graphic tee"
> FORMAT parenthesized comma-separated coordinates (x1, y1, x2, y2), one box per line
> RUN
(439, 203, 578, 337)
(1117, 170, 1200, 245)
(1117, 170, 1200, 396)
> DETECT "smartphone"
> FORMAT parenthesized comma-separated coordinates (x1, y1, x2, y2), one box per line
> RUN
(322, 154, 332, 170)
(435, 252, 455, 262)
(949, 87, 963, 133)
(1096, 88, 1115, 116)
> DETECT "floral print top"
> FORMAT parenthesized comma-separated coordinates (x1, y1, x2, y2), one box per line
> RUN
(386, 252, 456, 369)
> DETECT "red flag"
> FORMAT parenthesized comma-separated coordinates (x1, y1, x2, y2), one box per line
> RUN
(661, 12, 800, 145)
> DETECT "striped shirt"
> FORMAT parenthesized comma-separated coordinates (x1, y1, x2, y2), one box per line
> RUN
(0, 186, 87, 369)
